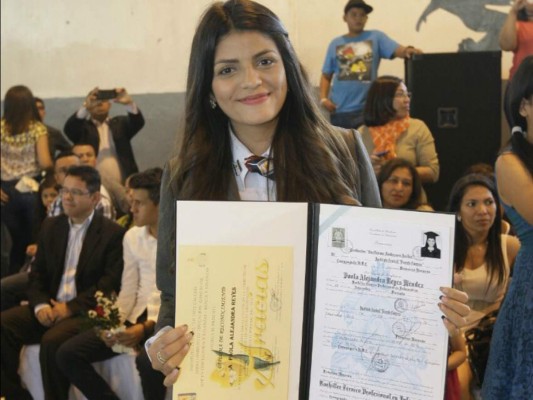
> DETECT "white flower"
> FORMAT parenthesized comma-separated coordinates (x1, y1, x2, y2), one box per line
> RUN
(88, 310, 97, 318)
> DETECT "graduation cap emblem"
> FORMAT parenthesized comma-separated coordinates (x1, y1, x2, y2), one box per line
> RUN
(424, 231, 439, 240)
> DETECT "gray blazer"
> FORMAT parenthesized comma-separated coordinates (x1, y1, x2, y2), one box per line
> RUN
(154, 128, 381, 331)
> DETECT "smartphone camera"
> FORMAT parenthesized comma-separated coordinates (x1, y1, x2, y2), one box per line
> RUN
(95, 89, 117, 101)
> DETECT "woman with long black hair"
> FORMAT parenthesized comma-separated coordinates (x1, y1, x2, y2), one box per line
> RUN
(146, 0, 470, 387)
(482, 54, 533, 400)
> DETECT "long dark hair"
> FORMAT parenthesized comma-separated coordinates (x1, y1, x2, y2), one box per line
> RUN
(447, 174, 504, 287)
(507, 55, 533, 176)
(363, 76, 403, 127)
(377, 158, 422, 209)
(2, 85, 40, 136)
(173, 0, 358, 204)
(517, 6, 530, 21)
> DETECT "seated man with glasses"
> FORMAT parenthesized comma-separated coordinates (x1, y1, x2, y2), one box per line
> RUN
(1, 153, 115, 314)
(0, 165, 125, 400)
(49, 151, 115, 220)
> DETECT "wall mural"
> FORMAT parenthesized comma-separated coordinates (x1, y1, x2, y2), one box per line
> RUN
(416, 0, 508, 51)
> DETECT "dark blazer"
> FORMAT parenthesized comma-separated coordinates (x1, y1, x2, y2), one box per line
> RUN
(28, 213, 126, 315)
(64, 111, 145, 180)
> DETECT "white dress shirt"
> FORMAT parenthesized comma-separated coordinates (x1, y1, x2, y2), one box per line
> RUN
(230, 127, 276, 201)
(116, 225, 160, 324)
(56, 211, 94, 302)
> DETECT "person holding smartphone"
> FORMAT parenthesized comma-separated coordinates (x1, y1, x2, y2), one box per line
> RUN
(64, 87, 145, 185)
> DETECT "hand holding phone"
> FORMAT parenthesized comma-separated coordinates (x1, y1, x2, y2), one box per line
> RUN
(95, 89, 118, 101)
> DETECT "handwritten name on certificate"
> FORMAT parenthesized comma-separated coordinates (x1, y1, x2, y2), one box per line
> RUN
(309, 206, 454, 400)
(174, 245, 294, 399)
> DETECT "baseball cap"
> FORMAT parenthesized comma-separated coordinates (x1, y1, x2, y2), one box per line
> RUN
(344, 0, 373, 15)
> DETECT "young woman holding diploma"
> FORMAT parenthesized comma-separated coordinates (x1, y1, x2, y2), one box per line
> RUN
(147, 0, 470, 387)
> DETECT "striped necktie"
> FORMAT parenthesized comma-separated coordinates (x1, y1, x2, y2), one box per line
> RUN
(244, 155, 274, 180)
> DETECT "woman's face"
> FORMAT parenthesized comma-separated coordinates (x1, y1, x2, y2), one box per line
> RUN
(459, 185, 497, 237)
(393, 82, 410, 120)
(381, 167, 413, 209)
(211, 30, 288, 136)
(41, 187, 59, 210)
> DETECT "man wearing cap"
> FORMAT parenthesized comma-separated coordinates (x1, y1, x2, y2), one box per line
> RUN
(421, 231, 441, 258)
(320, 0, 422, 129)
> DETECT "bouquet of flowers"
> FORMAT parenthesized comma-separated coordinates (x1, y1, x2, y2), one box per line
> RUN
(86, 290, 121, 331)
(86, 291, 134, 354)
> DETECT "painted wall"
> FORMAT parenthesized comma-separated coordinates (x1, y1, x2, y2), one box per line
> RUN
(1, 0, 513, 169)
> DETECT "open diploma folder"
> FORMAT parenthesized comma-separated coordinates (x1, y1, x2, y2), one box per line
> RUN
(173, 202, 455, 400)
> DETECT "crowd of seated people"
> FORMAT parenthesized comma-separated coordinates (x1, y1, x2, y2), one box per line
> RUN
(0, 84, 159, 399)
(1, 1, 531, 399)
(1, 77, 519, 398)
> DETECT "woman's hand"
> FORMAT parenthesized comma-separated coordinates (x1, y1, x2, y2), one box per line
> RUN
(148, 324, 194, 387)
(439, 287, 470, 336)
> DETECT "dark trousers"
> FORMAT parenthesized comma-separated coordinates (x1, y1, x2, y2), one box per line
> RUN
(0, 181, 38, 275)
(56, 329, 120, 400)
(0, 271, 29, 311)
(57, 328, 167, 400)
(0, 305, 84, 400)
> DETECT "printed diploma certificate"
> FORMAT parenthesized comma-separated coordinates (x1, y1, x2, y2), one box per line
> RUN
(173, 202, 456, 400)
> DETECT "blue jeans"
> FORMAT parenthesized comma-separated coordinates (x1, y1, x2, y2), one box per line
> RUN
(330, 110, 364, 130)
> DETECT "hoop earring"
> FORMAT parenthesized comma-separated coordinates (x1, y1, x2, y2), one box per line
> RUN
(209, 98, 217, 109)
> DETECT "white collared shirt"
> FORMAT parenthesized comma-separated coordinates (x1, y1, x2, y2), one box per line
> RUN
(92, 118, 123, 184)
(230, 127, 276, 201)
(56, 211, 95, 303)
(116, 225, 160, 324)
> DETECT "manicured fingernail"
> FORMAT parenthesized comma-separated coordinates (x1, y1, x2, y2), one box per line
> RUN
(441, 315, 446, 320)
(439, 295, 443, 300)
(181, 324, 188, 330)
(189, 331, 194, 336)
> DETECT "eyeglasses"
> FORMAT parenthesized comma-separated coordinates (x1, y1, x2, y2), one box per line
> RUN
(59, 187, 91, 197)
(385, 177, 412, 187)
(394, 92, 412, 99)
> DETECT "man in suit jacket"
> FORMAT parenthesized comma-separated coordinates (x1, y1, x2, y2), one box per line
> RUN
(64, 87, 145, 185)
(0, 165, 125, 400)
